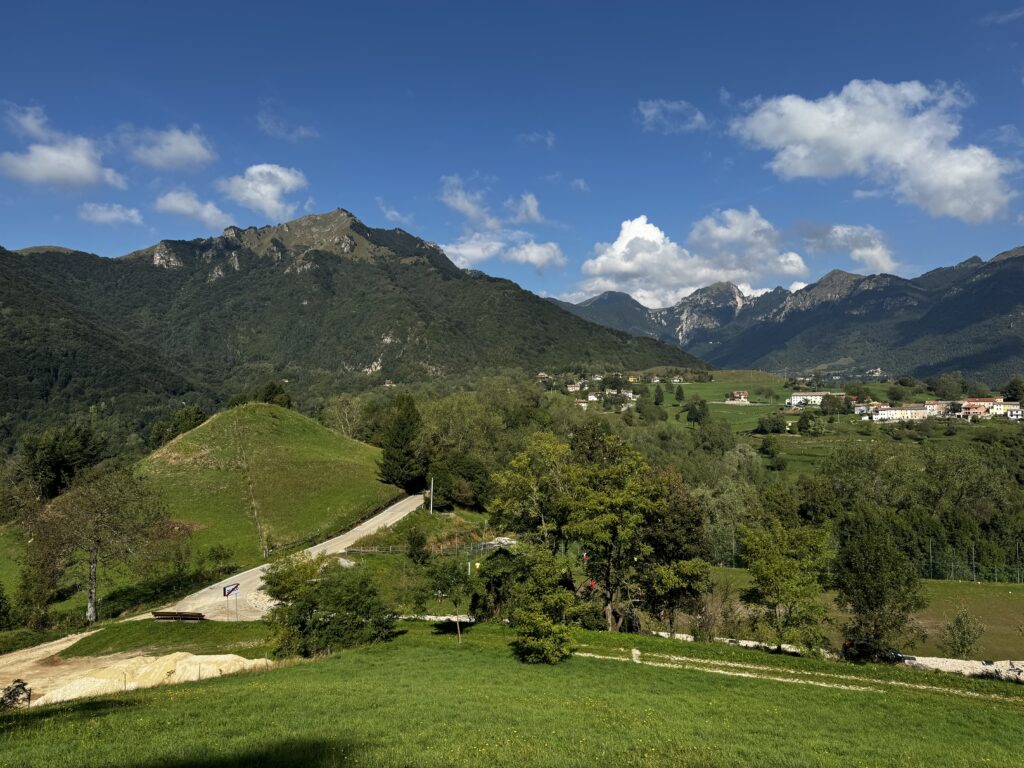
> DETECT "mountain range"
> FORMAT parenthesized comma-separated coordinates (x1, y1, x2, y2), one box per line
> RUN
(552, 247, 1024, 384)
(0, 209, 701, 449)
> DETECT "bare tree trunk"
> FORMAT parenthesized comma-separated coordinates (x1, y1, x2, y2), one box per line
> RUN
(86, 549, 98, 624)
(455, 617, 462, 644)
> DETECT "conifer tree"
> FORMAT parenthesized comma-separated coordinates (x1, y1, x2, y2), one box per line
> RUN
(377, 393, 426, 492)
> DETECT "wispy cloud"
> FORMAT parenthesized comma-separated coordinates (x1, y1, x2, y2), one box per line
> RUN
(257, 100, 319, 142)
(637, 99, 709, 134)
(980, 5, 1024, 24)
(376, 196, 413, 226)
(517, 130, 556, 149)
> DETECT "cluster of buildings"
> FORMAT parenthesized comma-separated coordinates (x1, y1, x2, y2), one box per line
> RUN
(862, 398, 1022, 422)
(536, 371, 687, 411)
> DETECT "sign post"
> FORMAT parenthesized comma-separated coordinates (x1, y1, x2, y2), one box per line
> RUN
(223, 583, 240, 620)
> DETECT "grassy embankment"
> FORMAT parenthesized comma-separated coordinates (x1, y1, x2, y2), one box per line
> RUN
(6, 621, 1024, 767)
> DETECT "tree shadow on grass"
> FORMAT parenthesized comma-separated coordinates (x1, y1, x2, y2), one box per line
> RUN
(0, 697, 136, 733)
(138, 738, 361, 767)
(431, 620, 476, 637)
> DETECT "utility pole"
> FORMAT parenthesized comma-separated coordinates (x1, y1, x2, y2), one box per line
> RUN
(429, 476, 434, 515)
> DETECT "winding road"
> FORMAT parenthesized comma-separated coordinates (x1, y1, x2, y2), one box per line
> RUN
(160, 495, 423, 621)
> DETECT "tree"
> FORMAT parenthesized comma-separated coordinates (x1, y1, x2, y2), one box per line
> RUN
(759, 435, 779, 458)
(643, 558, 711, 636)
(797, 410, 824, 436)
(17, 421, 106, 501)
(938, 604, 985, 660)
(489, 432, 580, 553)
(675, 384, 685, 402)
(695, 420, 735, 455)
(1004, 376, 1024, 404)
(406, 527, 430, 565)
(886, 385, 906, 406)
(741, 522, 832, 651)
(430, 557, 474, 642)
(820, 394, 851, 416)
(653, 385, 665, 406)
(834, 504, 927, 660)
(264, 553, 396, 657)
(685, 398, 710, 425)
(567, 438, 658, 632)
(36, 468, 172, 624)
(756, 412, 787, 434)
(377, 393, 426, 492)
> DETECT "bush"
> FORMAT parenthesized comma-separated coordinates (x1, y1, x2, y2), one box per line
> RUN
(510, 609, 576, 664)
(264, 554, 396, 657)
(406, 527, 430, 565)
(756, 412, 787, 434)
(939, 604, 985, 659)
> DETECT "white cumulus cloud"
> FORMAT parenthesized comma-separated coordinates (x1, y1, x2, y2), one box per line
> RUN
(805, 224, 898, 273)
(507, 192, 543, 224)
(79, 202, 143, 225)
(732, 79, 1016, 223)
(504, 241, 566, 270)
(122, 126, 215, 169)
(440, 232, 506, 267)
(0, 105, 125, 188)
(216, 164, 307, 221)
(156, 189, 233, 229)
(637, 99, 708, 134)
(576, 208, 805, 307)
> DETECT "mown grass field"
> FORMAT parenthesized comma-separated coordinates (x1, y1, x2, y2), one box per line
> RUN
(139, 403, 404, 562)
(712, 567, 1024, 660)
(4, 622, 1024, 767)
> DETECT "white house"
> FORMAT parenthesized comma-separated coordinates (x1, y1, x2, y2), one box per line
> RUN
(1008, 406, 1023, 421)
(566, 382, 582, 393)
(785, 391, 831, 407)
(587, 392, 601, 402)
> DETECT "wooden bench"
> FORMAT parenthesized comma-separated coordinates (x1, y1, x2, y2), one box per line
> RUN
(151, 611, 206, 622)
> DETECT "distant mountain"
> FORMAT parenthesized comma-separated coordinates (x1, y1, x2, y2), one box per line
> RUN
(0, 209, 702, 448)
(554, 248, 1024, 383)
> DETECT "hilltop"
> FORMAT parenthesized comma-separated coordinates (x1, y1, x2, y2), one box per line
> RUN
(555, 247, 1024, 383)
(138, 403, 403, 563)
(0, 209, 702, 449)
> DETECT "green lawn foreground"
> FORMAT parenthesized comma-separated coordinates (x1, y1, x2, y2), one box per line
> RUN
(4, 622, 1024, 768)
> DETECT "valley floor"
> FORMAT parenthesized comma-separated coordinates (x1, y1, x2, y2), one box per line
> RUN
(2, 622, 1023, 767)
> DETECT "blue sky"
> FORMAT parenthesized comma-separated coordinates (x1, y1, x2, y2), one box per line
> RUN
(2, 1, 1023, 306)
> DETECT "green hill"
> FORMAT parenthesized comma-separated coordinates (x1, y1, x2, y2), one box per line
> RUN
(0, 404, 402, 619)
(138, 403, 403, 563)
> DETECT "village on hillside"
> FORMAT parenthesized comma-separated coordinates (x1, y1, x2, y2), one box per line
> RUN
(786, 391, 1023, 422)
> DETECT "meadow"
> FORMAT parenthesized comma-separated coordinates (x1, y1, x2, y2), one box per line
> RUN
(4, 621, 1024, 767)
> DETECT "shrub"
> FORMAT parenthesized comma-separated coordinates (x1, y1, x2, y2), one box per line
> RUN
(510, 609, 576, 664)
(939, 604, 985, 660)
(264, 554, 396, 657)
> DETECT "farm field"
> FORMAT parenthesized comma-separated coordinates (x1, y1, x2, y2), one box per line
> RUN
(712, 567, 1024, 660)
(3, 622, 1023, 768)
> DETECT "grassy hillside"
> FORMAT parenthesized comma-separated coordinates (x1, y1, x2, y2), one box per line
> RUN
(138, 403, 404, 564)
(5, 622, 1024, 767)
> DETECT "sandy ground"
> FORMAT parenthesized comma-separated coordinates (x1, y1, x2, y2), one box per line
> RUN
(0, 631, 270, 706)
